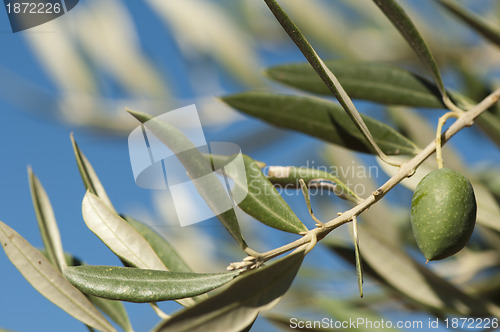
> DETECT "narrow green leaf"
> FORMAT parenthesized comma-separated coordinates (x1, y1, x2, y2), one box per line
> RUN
(82, 192, 166, 271)
(28, 167, 66, 272)
(122, 215, 192, 273)
(264, 0, 395, 160)
(265, 60, 444, 108)
(0, 221, 115, 332)
(358, 223, 500, 316)
(153, 249, 306, 332)
(373, 0, 446, 97)
(238, 318, 257, 332)
(221, 91, 419, 156)
(127, 109, 247, 249)
(41, 250, 133, 332)
(266, 59, 500, 146)
(71, 134, 114, 210)
(266, 165, 361, 204)
(64, 266, 238, 303)
(439, 0, 500, 47)
(210, 154, 308, 234)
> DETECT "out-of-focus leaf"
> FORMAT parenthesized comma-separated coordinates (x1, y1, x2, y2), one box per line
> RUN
(71, 134, 114, 210)
(152, 249, 306, 332)
(238, 318, 257, 332)
(453, 59, 492, 103)
(0, 221, 115, 332)
(64, 266, 238, 303)
(265, 313, 338, 332)
(82, 192, 166, 271)
(477, 169, 500, 203)
(210, 154, 308, 234)
(358, 223, 500, 316)
(475, 112, 500, 147)
(438, 0, 500, 47)
(266, 165, 361, 204)
(264, 0, 393, 161)
(317, 297, 399, 331)
(28, 168, 66, 272)
(377, 157, 500, 233)
(222, 92, 419, 156)
(87, 295, 133, 332)
(266, 61, 443, 108)
(76, 0, 169, 99)
(323, 145, 405, 245)
(282, 0, 354, 57)
(127, 109, 247, 249)
(322, 239, 385, 285)
(373, 0, 446, 97)
(146, 0, 261, 86)
(122, 215, 192, 273)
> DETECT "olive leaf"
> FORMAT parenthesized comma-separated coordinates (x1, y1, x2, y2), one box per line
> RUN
(372, 0, 446, 97)
(209, 154, 308, 234)
(71, 134, 114, 210)
(266, 165, 361, 204)
(264, 0, 397, 162)
(0, 221, 116, 332)
(127, 109, 247, 249)
(64, 266, 238, 303)
(438, 0, 500, 47)
(28, 167, 66, 272)
(265, 61, 443, 108)
(266, 60, 500, 147)
(122, 215, 193, 273)
(39, 249, 133, 332)
(82, 192, 167, 271)
(152, 249, 306, 332)
(476, 112, 500, 147)
(221, 91, 419, 156)
(357, 223, 500, 316)
(87, 294, 133, 332)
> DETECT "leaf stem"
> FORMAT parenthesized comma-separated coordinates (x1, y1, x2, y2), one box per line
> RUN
(150, 303, 170, 320)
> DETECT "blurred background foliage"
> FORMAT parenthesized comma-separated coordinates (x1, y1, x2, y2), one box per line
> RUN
(1, 0, 500, 331)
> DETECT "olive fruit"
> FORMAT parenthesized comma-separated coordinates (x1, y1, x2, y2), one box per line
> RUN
(410, 168, 476, 262)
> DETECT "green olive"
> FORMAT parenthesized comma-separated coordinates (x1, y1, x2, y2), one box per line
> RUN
(410, 168, 476, 262)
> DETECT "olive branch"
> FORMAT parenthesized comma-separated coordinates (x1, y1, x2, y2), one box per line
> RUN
(228, 87, 500, 271)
